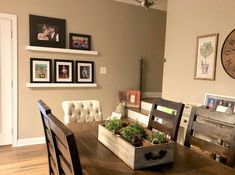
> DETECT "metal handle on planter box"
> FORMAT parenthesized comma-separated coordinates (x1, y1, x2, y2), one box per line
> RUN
(144, 150, 167, 160)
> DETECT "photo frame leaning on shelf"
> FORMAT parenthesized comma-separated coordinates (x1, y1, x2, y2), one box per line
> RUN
(69, 33, 91, 50)
(204, 93, 235, 114)
(30, 58, 52, 83)
(75, 61, 94, 83)
(54, 60, 74, 83)
(126, 90, 141, 108)
(29, 14, 66, 48)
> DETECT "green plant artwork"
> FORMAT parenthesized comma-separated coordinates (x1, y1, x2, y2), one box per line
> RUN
(200, 42, 213, 64)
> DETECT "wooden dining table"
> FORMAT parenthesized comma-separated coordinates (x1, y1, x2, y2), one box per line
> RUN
(67, 121, 235, 175)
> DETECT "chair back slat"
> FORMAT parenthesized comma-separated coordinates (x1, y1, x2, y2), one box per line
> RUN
(184, 106, 235, 168)
(192, 121, 232, 140)
(148, 98, 185, 141)
(151, 110, 174, 123)
(59, 155, 73, 175)
(148, 120, 172, 136)
(190, 136, 228, 157)
(55, 136, 71, 162)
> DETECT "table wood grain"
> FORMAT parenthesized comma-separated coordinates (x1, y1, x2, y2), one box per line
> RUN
(67, 121, 235, 175)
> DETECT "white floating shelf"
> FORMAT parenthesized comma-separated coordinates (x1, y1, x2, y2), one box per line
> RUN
(26, 83, 98, 88)
(26, 46, 98, 55)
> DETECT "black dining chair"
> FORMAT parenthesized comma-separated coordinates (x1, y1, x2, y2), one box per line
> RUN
(184, 106, 235, 168)
(148, 98, 185, 141)
(38, 100, 83, 175)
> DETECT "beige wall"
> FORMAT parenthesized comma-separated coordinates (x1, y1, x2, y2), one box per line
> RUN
(163, 0, 235, 104)
(0, 0, 166, 139)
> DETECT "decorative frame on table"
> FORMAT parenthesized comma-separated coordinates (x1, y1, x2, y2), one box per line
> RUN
(69, 33, 91, 50)
(29, 14, 66, 48)
(194, 33, 219, 80)
(54, 60, 74, 83)
(126, 90, 141, 108)
(30, 58, 52, 83)
(75, 61, 94, 83)
(204, 93, 235, 114)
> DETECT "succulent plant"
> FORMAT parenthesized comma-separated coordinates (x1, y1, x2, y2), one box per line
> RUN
(147, 131, 166, 144)
(120, 122, 144, 146)
(104, 118, 122, 135)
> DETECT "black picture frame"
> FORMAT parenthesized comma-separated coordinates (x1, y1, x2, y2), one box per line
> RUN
(69, 33, 91, 50)
(54, 60, 74, 83)
(75, 61, 94, 83)
(30, 58, 52, 83)
(29, 15, 66, 48)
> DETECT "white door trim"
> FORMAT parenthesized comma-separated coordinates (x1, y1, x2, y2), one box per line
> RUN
(0, 13, 18, 146)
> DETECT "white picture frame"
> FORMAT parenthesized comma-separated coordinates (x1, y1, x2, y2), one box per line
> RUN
(194, 33, 219, 80)
(204, 93, 235, 114)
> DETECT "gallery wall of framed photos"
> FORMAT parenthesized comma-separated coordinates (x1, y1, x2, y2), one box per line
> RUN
(28, 14, 97, 87)
(30, 58, 94, 84)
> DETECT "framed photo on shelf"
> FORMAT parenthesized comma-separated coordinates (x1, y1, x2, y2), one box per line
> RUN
(204, 93, 235, 114)
(126, 90, 141, 108)
(75, 61, 94, 83)
(69, 33, 91, 50)
(29, 14, 66, 48)
(30, 58, 52, 83)
(194, 33, 219, 80)
(54, 60, 74, 83)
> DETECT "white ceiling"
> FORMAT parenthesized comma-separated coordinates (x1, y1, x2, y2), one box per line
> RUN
(113, 0, 167, 11)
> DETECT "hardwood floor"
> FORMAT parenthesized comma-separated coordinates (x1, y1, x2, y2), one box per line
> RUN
(0, 144, 48, 175)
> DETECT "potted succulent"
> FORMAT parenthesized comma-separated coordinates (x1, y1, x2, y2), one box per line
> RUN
(146, 131, 166, 144)
(200, 42, 213, 74)
(120, 122, 144, 146)
(99, 118, 175, 169)
(104, 118, 122, 135)
(104, 118, 167, 146)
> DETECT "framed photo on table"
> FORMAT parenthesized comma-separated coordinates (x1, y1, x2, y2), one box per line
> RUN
(29, 15, 66, 48)
(126, 90, 141, 108)
(30, 58, 52, 83)
(69, 33, 91, 50)
(194, 33, 218, 80)
(54, 60, 74, 83)
(75, 61, 94, 83)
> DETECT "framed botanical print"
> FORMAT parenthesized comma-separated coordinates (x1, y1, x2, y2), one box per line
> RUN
(194, 33, 219, 80)
(29, 15, 66, 48)
(75, 61, 94, 83)
(30, 58, 52, 83)
(54, 60, 74, 83)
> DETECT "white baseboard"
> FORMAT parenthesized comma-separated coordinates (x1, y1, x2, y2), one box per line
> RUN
(142, 92, 162, 98)
(15, 137, 45, 147)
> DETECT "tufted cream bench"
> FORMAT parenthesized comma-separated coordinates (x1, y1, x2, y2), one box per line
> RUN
(62, 100, 102, 124)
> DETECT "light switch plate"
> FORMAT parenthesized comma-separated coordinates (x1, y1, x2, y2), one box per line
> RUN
(100, 67, 107, 74)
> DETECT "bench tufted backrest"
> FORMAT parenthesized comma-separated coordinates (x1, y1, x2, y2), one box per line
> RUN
(62, 100, 102, 124)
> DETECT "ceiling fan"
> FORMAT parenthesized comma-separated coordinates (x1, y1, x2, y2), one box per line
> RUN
(135, 0, 159, 10)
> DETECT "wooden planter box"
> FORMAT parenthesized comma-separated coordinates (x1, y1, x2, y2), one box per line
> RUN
(98, 124, 175, 169)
